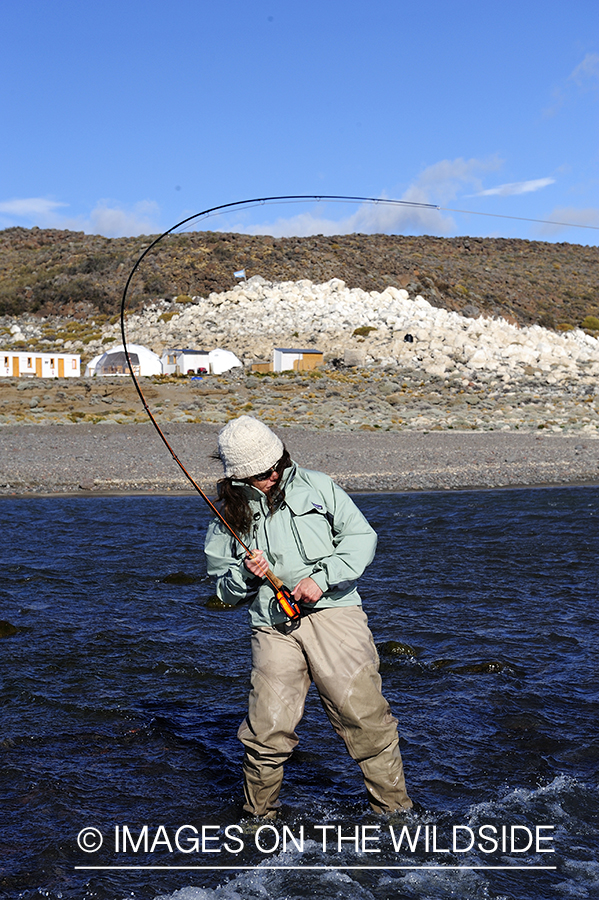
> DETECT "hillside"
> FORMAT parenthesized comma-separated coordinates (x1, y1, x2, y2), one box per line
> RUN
(1, 226, 598, 330)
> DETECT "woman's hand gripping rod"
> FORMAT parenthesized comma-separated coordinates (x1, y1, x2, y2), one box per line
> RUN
(245, 550, 301, 620)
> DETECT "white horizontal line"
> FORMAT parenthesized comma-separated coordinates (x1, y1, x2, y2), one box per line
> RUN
(75, 865, 557, 871)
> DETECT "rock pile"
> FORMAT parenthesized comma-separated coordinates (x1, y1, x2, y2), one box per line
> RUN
(114, 276, 599, 384)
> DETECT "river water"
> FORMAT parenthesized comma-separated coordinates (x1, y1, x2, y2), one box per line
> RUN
(1, 487, 597, 900)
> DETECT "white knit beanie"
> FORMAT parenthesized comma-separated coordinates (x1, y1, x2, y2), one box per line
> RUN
(218, 415, 284, 479)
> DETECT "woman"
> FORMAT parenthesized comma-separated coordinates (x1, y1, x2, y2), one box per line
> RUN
(205, 415, 412, 818)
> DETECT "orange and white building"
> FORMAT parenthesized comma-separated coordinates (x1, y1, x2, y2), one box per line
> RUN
(0, 350, 81, 378)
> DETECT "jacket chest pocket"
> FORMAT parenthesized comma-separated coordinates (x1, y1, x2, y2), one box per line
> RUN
(291, 510, 335, 562)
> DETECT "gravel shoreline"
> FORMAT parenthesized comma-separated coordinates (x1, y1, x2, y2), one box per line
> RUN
(1, 423, 598, 496)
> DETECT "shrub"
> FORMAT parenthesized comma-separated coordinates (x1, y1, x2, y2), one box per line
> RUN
(352, 326, 378, 337)
(581, 315, 599, 331)
(143, 275, 168, 295)
(538, 312, 555, 329)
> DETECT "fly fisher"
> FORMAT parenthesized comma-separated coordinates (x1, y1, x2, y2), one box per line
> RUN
(205, 415, 413, 819)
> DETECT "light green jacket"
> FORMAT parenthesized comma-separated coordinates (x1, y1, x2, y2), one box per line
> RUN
(204, 464, 378, 627)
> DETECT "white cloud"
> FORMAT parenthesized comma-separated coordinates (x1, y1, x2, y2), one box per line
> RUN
(86, 200, 160, 237)
(472, 177, 555, 197)
(537, 206, 599, 236)
(568, 52, 599, 88)
(225, 157, 502, 238)
(402, 156, 502, 205)
(226, 202, 453, 239)
(0, 196, 160, 236)
(0, 197, 67, 219)
(544, 51, 599, 116)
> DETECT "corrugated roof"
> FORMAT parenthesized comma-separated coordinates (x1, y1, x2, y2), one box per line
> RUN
(274, 348, 322, 354)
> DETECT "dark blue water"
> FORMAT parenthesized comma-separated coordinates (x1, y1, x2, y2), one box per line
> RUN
(1, 488, 597, 900)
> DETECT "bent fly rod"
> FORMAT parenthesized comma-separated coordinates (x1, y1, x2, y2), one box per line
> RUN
(119, 194, 439, 618)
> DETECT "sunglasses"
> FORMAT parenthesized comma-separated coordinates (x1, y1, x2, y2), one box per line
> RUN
(250, 457, 284, 482)
(251, 465, 277, 482)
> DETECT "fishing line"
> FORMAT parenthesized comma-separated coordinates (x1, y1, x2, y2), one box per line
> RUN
(440, 206, 599, 231)
(119, 191, 596, 615)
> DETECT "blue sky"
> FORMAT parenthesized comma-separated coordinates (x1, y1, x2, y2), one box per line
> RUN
(1, 0, 598, 243)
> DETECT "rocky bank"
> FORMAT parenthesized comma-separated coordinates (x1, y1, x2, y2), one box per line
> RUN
(1, 425, 598, 496)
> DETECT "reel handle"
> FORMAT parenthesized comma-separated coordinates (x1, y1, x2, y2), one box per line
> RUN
(266, 568, 301, 620)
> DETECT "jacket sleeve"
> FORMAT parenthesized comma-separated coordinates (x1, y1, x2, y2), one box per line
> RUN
(307, 478, 377, 593)
(204, 519, 260, 606)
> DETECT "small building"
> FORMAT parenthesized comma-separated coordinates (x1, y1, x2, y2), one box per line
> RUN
(161, 348, 210, 376)
(273, 348, 323, 373)
(93, 343, 162, 377)
(0, 350, 80, 378)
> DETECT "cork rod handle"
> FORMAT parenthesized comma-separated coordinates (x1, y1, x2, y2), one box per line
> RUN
(266, 568, 285, 590)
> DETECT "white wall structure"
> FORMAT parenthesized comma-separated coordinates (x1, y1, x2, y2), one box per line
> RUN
(161, 348, 210, 375)
(208, 348, 242, 375)
(93, 344, 162, 377)
(84, 354, 103, 377)
(0, 350, 80, 378)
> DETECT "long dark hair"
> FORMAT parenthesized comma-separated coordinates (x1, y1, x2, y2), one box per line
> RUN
(215, 448, 293, 536)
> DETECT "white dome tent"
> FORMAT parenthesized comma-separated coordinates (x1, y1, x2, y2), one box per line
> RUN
(208, 348, 242, 375)
(93, 344, 162, 377)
